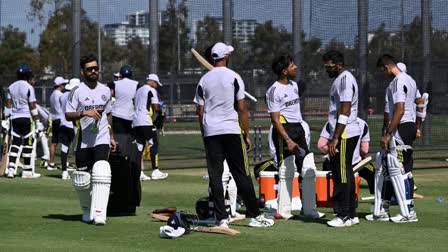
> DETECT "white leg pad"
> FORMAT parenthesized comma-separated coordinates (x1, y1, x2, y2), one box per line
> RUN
(40, 135, 50, 160)
(277, 155, 295, 219)
(300, 153, 317, 216)
(72, 171, 92, 222)
(90, 161, 112, 225)
(374, 151, 385, 216)
(387, 153, 410, 217)
(222, 160, 237, 216)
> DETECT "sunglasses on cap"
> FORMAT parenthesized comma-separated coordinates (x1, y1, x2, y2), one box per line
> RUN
(324, 63, 336, 68)
(85, 66, 99, 72)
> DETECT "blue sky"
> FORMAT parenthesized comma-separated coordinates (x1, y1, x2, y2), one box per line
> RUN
(1, 0, 446, 48)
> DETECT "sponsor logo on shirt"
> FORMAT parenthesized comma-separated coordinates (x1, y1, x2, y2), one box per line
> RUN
(84, 104, 106, 111)
(284, 98, 300, 107)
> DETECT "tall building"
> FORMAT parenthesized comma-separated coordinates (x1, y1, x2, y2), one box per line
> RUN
(192, 17, 258, 45)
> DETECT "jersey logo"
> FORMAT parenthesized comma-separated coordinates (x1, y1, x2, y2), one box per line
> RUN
(284, 94, 288, 98)
(294, 88, 298, 95)
(101, 95, 107, 101)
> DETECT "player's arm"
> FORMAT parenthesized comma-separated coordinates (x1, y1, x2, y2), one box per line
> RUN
(197, 105, 204, 137)
(414, 97, 424, 138)
(381, 102, 404, 150)
(4, 98, 12, 119)
(270, 112, 297, 152)
(237, 98, 252, 152)
(383, 112, 389, 135)
(107, 112, 116, 152)
(317, 136, 329, 154)
(328, 101, 350, 156)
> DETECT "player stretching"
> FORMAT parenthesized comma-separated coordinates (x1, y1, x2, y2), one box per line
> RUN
(266, 55, 323, 220)
(371, 55, 425, 223)
(194, 42, 273, 228)
(66, 55, 116, 225)
(322, 50, 361, 227)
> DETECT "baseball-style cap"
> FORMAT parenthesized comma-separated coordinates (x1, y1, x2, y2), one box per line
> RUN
(65, 78, 80, 91)
(146, 74, 163, 86)
(54, 76, 69, 86)
(120, 65, 132, 76)
(113, 72, 121, 77)
(17, 64, 32, 74)
(397, 62, 407, 73)
(211, 42, 234, 60)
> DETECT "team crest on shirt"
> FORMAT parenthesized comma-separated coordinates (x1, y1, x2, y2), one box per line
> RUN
(294, 88, 298, 94)
(284, 94, 288, 98)
(101, 95, 107, 101)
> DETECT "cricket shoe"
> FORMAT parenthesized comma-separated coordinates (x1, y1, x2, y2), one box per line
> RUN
(351, 217, 360, 225)
(365, 212, 390, 222)
(299, 211, 326, 219)
(152, 169, 168, 180)
(248, 214, 274, 227)
(279, 212, 294, 220)
(327, 216, 352, 227)
(66, 164, 76, 171)
(47, 164, 59, 170)
(21, 171, 41, 179)
(93, 217, 106, 225)
(140, 172, 151, 181)
(390, 212, 418, 223)
(7, 168, 15, 178)
(62, 170, 71, 180)
(218, 219, 229, 228)
(40, 160, 49, 167)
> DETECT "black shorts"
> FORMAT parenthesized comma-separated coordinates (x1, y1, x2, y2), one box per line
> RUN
(59, 126, 75, 147)
(396, 122, 416, 173)
(11, 117, 34, 146)
(112, 116, 133, 135)
(134, 126, 154, 146)
(272, 122, 309, 169)
(52, 119, 61, 143)
(75, 144, 110, 172)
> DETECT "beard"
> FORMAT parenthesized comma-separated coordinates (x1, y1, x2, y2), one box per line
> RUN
(327, 69, 339, 78)
(85, 73, 98, 82)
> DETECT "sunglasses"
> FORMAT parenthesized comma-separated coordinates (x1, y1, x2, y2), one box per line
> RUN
(85, 66, 99, 72)
(324, 63, 336, 68)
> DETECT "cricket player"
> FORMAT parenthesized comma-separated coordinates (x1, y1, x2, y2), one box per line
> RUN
(132, 74, 168, 180)
(371, 55, 425, 223)
(194, 42, 274, 228)
(48, 76, 68, 170)
(66, 55, 116, 225)
(322, 50, 361, 227)
(5, 64, 43, 178)
(266, 55, 323, 220)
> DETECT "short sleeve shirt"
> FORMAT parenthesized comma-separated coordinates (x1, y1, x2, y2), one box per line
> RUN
(132, 85, 159, 127)
(327, 70, 360, 138)
(385, 72, 419, 126)
(50, 90, 63, 120)
(112, 78, 138, 121)
(265, 80, 303, 123)
(193, 67, 245, 137)
(7, 80, 36, 119)
(65, 82, 111, 148)
(60, 92, 73, 129)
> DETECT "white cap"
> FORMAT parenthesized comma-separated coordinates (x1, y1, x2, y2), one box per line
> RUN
(65, 78, 80, 91)
(113, 72, 121, 77)
(211, 42, 234, 60)
(146, 74, 163, 86)
(54, 76, 69, 86)
(397, 62, 407, 73)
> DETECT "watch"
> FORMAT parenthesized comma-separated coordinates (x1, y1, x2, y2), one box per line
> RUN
(284, 136, 290, 141)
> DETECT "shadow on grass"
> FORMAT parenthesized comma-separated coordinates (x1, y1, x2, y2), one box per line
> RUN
(43, 214, 83, 222)
(45, 175, 62, 179)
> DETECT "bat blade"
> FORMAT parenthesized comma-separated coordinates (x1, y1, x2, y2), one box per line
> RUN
(193, 226, 240, 235)
(150, 213, 170, 221)
(353, 155, 372, 173)
(0, 134, 10, 176)
(152, 207, 177, 214)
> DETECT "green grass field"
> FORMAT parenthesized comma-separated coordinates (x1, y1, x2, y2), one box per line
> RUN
(1, 132, 447, 251)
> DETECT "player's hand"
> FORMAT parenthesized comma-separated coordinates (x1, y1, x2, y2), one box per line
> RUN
(328, 138, 339, 156)
(380, 134, 390, 150)
(84, 109, 102, 120)
(416, 129, 421, 139)
(110, 138, 116, 152)
(286, 139, 298, 153)
(245, 135, 252, 153)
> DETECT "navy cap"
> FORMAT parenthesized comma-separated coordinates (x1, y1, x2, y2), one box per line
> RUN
(17, 64, 32, 74)
(120, 65, 132, 76)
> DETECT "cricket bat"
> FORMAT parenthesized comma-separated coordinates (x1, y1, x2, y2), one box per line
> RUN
(193, 226, 240, 235)
(190, 48, 258, 102)
(0, 134, 10, 176)
(151, 213, 170, 221)
(353, 155, 372, 173)
(153, 207, 177, 214)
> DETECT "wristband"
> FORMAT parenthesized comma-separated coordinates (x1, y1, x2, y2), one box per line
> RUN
(337, 114, 348, 125)
(284, 136, 290, 141)
(31, 108, 38, 116)
(80, 111, 85, 117)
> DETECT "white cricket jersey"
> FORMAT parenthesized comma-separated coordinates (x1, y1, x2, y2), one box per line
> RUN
(59, 92, 73, 129)
(265, 80, 303, 123)
(384, 72, 420, 126)
(50, 89, 63, 120)
(193, 66, 245, 137)
(66, 82, 112, 148)
(327, 70, 360, 138)
(132, 85, 159, 127)
(320, 117, 369, 165)
(112, 78, 138, 121)
(7, 80, 37, 119)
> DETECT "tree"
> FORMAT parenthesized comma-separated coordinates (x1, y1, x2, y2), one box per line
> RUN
(126, 37, 148, 73)
(159, 0, 190, 73)
(192, 16, 223, 68)
(0, 25, 39, 78)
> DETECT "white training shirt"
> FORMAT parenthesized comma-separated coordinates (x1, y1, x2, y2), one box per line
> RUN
(384, 72, 420, 126)
(66, 82, 112, 148)
(7, 80, 37, 119)
(59, 92, 73, 129)
(111, 78, 138, 121)
(320, 117, 369, 165)
(193, 66, 245, 137)
(132, 85, 159, 127)
(327, 70, 360, 138)
(50, 89, 63, 120)
(266, 80, 303, 123)
(36, 104, 50, 127)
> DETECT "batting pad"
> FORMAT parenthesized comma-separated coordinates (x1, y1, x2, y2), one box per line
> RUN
(387, 154, 410, 217)
(300, 153, 317, 216)
(90, 161, 112, 224)
(72, 171, 92, 213)
(277, 155, 295, 218)
(374, 151, 385, 216)
(222, 160, 237, 216)
(40, 135, 50, 159)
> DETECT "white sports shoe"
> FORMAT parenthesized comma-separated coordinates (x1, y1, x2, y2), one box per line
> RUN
(351, 217, 360, 225)
(21, 171, 41, 179)
(7, 168, 15, 178)
(140, 172, 151, 181)
(218, 219, 229, 228)
(66, 164, 76, 171)
(62, 171, 71, 180)
(327, 216, 352, 227)
(47, 164, 58, 171)
(390, 213, 418, 223)
(299, 211, 326, 219)
(248, 214, 275, 227)
(93, 217, 106, 225)
(152, 169, 168, 180)
(279, 212, 294, 220)
(365, 212, 390, 221)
